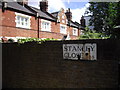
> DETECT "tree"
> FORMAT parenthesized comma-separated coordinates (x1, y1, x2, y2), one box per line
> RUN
(88, 2, 120, 37)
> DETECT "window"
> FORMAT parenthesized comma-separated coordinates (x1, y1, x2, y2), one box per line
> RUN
(73, 28, 78, 36)
(62, 20, 65, 23)
(60, 24, 67, 34)
(15, 12, 31, 29)
(57, 16, 60, 22)
(41, 19, 51, 32)
(62, 14, 64, 19)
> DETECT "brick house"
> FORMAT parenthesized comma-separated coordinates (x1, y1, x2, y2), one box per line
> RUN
(0, 0, 84, 42)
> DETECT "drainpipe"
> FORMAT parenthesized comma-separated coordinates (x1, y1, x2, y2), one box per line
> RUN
(78, 26, 80, 37)
(36, 13, 39, 38)
(37, 18, 40, 38)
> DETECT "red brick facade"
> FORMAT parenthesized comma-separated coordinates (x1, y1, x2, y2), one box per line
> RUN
(0, 3, 81, 41)
(1, 10, 38, 38)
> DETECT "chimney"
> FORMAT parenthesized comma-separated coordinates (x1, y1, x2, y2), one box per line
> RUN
(65, 8, 72, 21)
(17, 0, 28, 6)
(40, 0, 48, 12)
(80, 16, 86, 27)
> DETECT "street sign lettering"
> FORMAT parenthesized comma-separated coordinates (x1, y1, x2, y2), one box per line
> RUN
(63, 44, 97, 60)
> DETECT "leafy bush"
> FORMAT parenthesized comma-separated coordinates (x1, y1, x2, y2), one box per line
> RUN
(8, 39, 14, 43)
(79, 32, 110, 39)
(79, 27, 110, 39)
(17, 38, 57, 44)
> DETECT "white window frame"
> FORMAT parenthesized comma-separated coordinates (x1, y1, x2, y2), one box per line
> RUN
(41, 19, 51, 32)
(62, 14, 65, 19)
(73, 28, 78, 36)
(15, 12, 31, 29)
(60, 24, 67, 34)
(65, 19, 68, 24)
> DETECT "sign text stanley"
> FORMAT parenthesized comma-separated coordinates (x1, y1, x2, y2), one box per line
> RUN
(63, 44, 97, 60)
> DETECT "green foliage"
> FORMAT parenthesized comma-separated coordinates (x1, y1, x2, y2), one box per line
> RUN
(88, 2, 120, 37)
(8, 39, 14, 43)
(17, 38, 57, 44)
(79, 27, 110, 39)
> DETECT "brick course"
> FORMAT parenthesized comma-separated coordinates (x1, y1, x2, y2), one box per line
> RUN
(2, 39, 119, 89)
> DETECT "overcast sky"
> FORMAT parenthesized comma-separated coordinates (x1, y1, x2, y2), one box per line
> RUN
(28, 0, 90, 23)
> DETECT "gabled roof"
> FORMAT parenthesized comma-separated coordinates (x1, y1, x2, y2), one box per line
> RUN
(51, 11, 83, 29)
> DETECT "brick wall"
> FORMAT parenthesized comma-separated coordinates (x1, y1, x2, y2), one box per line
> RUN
(51, 22, 60, 34)
(2, 10, 16, 27)
(2, 26, 38, 38)
(0, 9, 79, 40)
(1, 10, 38, 38)
(2, 39, 119, 89)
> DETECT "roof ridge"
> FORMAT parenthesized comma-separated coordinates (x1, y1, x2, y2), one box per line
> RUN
(51, 11, 60, 14)
(29, 6, 40, 10)
(45, 12, 57, 19)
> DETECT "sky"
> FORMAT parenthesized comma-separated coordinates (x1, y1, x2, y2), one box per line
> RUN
(28, 0, 90, 23)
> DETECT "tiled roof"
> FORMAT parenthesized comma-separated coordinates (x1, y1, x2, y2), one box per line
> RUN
(51, 11, 59, 18)
(0, 1, 84, 29)
(0, 1, 56, 21)
(74, 21, 85, 29)
(0, 1, 2, 8)
(0, 1, 35, 15)
(29, 6, 56, 21)
(69, 21, 79, 28)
